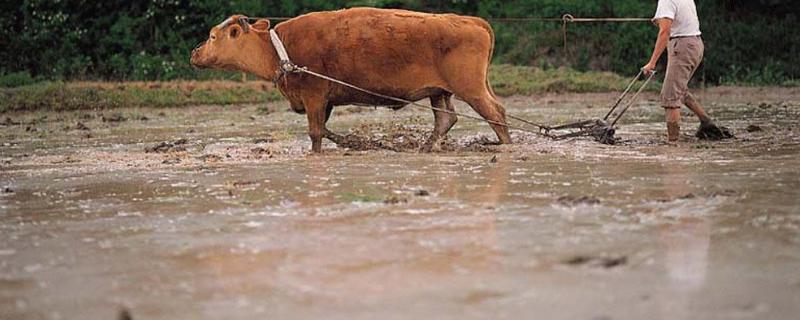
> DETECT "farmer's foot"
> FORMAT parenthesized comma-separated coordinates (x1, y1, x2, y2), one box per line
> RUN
(696, 121, 734, 140)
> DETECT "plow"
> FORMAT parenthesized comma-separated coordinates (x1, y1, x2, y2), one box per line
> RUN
(542, 70, 656, 145)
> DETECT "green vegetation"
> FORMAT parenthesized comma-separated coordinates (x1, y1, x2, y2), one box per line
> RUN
(489, 64, 658, 96)
(0, 72, 39, 88)
(0, 81, 283, 112)
(1, 1, 797, 86)
(1, 66, 658, 112)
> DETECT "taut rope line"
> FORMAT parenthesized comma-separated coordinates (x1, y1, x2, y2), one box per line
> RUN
(263, 14, 654, 143)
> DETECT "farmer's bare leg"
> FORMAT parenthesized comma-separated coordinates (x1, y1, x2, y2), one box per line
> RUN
(657, 37, 705, 142)
(683, 93, 712, 124)
(665, 106, 681, 142)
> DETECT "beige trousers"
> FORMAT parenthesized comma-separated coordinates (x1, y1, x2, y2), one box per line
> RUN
(661, 37, 704, 108)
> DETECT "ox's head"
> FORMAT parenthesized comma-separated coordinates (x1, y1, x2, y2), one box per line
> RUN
(191, 15, 272, 73)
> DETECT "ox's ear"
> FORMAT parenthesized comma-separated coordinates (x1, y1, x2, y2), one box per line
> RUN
(251, 19, 270, 32)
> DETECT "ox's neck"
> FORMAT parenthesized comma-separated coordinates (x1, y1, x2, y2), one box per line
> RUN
(237, 37, 280, 81)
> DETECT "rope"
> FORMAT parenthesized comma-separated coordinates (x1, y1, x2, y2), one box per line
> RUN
(295, 67, 553, 137)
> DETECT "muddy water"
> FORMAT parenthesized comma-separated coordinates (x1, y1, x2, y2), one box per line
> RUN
(1, 88, 800, 320)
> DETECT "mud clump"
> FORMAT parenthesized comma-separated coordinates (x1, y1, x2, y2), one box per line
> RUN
(384, 195, 409, 204)
(161, 158, 181, 165)
(119, 308, 133, 320)
(2, 187, 13, 194)
(330, 121, 431, 152)
(454, 135, 501, 153)
(198, 154, 223, 163)
(252, 135, 276, 144)
(326, 117, 504, 153)
(414, 189, 430, 197)
(250, 147, 273, 158)
(708, 189, 738, 197)
(657, 189, 738, 202)
(696, 122, 734, 140)
(230, 180, 258, 188)
(145, 139, 188, 153)
(557, 195, 601, 206)
(75, 122, 91, 131)
(746, 124, 763, 133)
(102, 113, 127, 123)
(564, 256, 627, 269)
(1, 117, 21, 126)
(327, 133, 391, 152)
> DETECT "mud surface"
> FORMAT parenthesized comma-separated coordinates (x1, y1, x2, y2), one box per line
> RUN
(1, 87, 800, 320)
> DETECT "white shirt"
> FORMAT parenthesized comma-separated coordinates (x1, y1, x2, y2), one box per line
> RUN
(653, 0, 702, 38)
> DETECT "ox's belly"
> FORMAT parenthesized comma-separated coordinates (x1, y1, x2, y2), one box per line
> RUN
(332, 86, 446, 109)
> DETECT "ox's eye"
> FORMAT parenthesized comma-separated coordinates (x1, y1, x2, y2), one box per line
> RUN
(210, 34, 217, 41)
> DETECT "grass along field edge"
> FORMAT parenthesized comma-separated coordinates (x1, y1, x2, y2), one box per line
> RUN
(1, 65, 659, 112)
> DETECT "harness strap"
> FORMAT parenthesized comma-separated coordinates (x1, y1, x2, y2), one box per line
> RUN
(269, 29, 297, 74)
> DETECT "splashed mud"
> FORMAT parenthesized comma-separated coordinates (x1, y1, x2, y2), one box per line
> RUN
(1, 87, 799, 320)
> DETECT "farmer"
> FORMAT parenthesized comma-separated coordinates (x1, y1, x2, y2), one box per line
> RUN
(642, 0, 732, 142)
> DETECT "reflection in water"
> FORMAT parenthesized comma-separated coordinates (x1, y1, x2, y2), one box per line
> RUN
(184, 156, 513, 306)
(658, 165, 711, 320)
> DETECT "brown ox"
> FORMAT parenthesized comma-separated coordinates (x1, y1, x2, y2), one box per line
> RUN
(191, 7, 511, 153)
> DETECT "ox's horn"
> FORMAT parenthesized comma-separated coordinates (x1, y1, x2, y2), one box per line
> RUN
(215, 16, 250, 33)
(215, 17, 233, 30)
(237, 16, 250, 33)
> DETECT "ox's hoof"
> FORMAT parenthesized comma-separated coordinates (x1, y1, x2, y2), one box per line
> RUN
(421, 136, 445, 153)
(324, 131, 345, 145)
(696, 122, 734, 140)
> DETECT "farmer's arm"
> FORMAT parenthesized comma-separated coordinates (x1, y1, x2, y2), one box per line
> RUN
(642, 18, 673, 75)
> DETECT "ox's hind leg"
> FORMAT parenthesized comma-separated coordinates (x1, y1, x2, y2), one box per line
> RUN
(322, 103, 349, 146)
(422, 93, 458, 152)
(461, 94, 512, 144)
(442, 53, 512, 144)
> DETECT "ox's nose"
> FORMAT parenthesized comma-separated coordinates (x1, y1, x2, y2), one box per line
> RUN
(190, 41, 205, 66)
(191, 41, 205, 57)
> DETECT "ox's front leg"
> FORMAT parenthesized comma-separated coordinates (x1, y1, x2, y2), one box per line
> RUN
(304, 97, 329, 153)
(423, 94, 458, 152)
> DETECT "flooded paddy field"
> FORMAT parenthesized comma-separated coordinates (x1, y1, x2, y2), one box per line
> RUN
(1, 87, 799, 320)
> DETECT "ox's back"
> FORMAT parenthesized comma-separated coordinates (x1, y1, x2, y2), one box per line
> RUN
(274, 7, 494, 102)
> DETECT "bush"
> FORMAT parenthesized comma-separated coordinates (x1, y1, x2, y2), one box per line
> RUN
(0, 72, 39, 88)
(0, 0, 797, 85)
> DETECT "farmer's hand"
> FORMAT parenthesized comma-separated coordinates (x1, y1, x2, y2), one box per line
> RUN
(642, 62, 657, 76)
